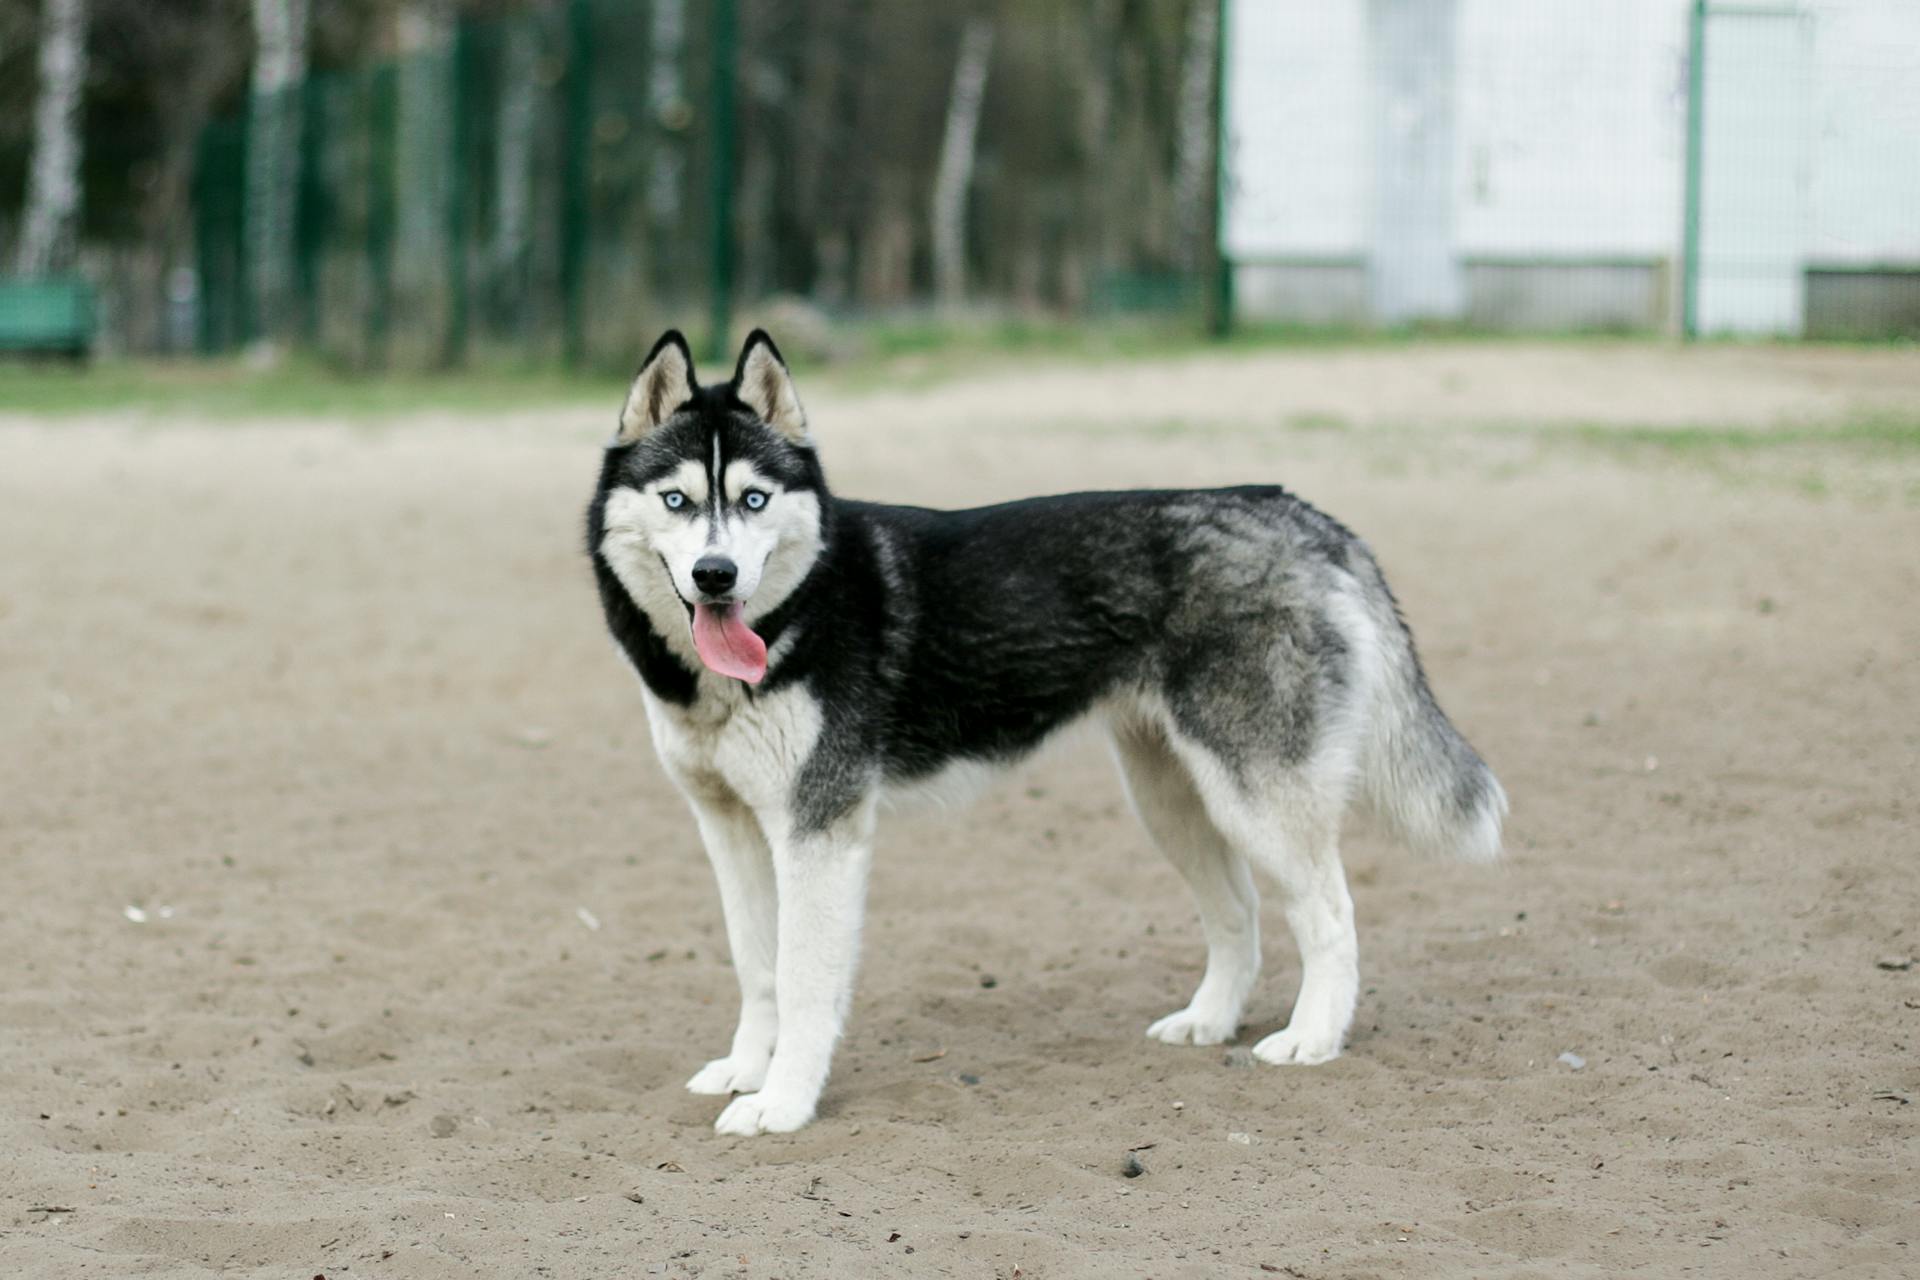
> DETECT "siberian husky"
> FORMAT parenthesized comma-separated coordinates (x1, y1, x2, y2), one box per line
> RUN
(587, 330, 1506, 1135)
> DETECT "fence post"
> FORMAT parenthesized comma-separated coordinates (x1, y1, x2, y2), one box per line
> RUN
(707, 0, 737, 365)
(1207, 0, 1233, 339)
(296, 75, 325, 345)
(443, 21, 473, 368)
(367, 63, 398, 370)
(1681, 0, 1707, 340)
(194, 126, 231, 354)
(236, 99, 256, 347)
(561, 0, 593, 369)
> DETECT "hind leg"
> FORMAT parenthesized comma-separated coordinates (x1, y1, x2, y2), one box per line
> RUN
(1248, 816, 1356, 1066)
(1178, 753, 1358, 1066)
(1111, 721, 1261, 1046)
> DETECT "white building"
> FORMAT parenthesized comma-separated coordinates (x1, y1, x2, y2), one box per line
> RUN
(1222, 0, 1920, 336)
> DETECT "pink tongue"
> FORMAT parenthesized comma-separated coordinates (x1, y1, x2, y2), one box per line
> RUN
(691, 602, 767, 684)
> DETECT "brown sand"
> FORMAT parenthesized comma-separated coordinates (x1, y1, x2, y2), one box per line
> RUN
(2, 342, 1916, 1277)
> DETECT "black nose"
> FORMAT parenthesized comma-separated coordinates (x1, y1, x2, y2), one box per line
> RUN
(691, 556, 738, 597)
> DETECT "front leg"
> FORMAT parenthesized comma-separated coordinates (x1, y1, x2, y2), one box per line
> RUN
(714, 800, 875, 1136)
(682, 787, 779, 1097)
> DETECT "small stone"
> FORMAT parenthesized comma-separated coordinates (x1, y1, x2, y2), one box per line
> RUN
(429, 1114, 459, 1138)
(979, 974, 997, 989)
(1221, 1047, 1256, 1069)
(1122, 1151, 1146, 1178)
(1557, 1052, 1586, 1071)
(1228, 1131, 1253, 1145)
(1875, 955, 1912, 971)
(623, 1191, 645, 1204)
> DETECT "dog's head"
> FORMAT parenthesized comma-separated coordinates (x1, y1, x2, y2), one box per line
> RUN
(591, 329, 826, 685)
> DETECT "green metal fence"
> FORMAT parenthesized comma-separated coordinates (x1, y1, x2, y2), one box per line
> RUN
(193, 0, 1220, 371)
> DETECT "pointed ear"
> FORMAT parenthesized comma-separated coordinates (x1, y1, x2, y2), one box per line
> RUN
(732, 330, 808, 442)
(614, 331, 697, 445)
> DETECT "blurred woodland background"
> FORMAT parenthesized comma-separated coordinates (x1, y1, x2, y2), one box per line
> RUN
(0, 0, 1224, 367)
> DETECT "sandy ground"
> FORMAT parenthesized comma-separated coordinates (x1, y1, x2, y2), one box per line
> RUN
(2, 342, 1917, 1278)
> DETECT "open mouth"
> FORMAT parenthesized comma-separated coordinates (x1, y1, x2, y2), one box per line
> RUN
(658, 553, 767, 684)
(689, 600, 767, 684)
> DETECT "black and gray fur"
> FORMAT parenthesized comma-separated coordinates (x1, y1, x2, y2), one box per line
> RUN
(588, 330, 1506, 1136)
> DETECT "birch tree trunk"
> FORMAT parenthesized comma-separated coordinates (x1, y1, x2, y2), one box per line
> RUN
(1173, 0, 1219, 273)
(930, 18, 993, 311)
(246, 0, 310, 345)
(490, 18, 537, 328)
(13, 0, 88, 277)
(393, 0, 452, 361)
(647, 0, 687, 232)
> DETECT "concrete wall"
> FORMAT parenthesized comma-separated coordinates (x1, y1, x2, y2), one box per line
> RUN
(1461, 261, 1669, 333)
(1233, 262, 1371, 327)
(1805, 270, 1920, 338)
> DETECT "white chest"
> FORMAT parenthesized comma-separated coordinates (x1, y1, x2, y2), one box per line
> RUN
(642, 682, 825, 814)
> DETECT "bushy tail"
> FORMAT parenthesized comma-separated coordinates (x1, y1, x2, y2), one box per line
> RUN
(1351, 569, 1507, 864)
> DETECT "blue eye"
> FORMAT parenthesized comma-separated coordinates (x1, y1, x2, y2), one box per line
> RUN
(743, 489, 768, 511)
(662, 490, 687, 511)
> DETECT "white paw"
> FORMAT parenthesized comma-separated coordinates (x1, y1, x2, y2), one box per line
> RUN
(1251, 1024, 1343, 1066)
(713, 1090, 815, 1137)
(686, 1055, 770, 1096)
(1146, 1006, 1239, 1046)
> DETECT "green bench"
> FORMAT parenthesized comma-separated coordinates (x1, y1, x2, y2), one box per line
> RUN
(0, 277, 95, 359)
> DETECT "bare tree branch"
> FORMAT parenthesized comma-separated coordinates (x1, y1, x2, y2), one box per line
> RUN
(246, 0, 309, 345)
(14, 0, 88, 277)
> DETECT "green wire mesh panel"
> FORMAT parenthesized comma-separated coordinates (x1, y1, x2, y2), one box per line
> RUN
(194, 118, 248, 355)
(186, 0, 1236, 368)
